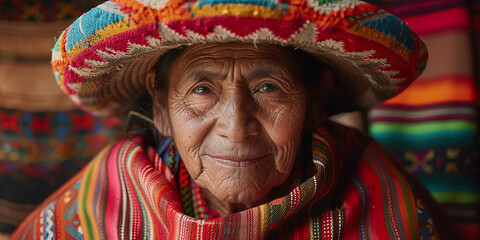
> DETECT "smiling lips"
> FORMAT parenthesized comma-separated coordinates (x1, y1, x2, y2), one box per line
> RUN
(205, 153, 270, 167)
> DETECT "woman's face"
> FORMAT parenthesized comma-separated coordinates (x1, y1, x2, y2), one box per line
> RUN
(157, 43, 307, 204)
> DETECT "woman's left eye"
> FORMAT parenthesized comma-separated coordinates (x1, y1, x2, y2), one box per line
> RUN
(258, 83, 277, 93)
(194, 86, 211, 94)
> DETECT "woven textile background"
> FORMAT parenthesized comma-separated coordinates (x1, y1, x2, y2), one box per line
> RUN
(0, 0, 121, 236)
(366, 0, 480, 239)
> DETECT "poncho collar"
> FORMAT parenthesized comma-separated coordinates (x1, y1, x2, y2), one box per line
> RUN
(12, 121, 439, 239)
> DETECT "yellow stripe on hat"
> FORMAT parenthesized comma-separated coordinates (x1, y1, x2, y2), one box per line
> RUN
(67, 18, 137, 59)
(190, 4, 283, 19)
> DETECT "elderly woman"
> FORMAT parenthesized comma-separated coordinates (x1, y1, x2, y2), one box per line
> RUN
(12, 0, 454, 239)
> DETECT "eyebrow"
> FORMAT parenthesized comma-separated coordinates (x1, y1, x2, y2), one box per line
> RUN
(185, 70, 228, 83)
(244, 68, 283, 80)
(184, 64, 286, 82)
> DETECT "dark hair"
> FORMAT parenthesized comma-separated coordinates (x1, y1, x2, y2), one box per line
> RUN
(122, 48, 184, 143)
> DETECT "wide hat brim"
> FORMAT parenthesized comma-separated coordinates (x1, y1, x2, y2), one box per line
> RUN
(52, 0, 427, 117)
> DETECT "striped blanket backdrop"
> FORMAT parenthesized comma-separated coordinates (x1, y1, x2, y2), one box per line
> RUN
(0, 0, 121, 235)
(366, 0, 480, 239)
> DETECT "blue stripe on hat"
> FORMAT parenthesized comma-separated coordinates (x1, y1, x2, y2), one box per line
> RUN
(66, 5, 126, 51)
(362, 15, 413, 52)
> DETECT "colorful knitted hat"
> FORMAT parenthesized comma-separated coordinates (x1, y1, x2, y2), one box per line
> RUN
(52, 0, 427, 116)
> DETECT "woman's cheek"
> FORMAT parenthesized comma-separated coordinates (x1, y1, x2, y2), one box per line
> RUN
(185, 96, 218, 116)
(274, 142, 297, 174)
(184, 148, 203, 180)
(268, 102, 305, 174)
(171, 124, 204, 181)
(170, 110, 216, 182)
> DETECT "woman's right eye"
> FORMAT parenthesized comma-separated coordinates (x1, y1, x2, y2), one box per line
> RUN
(194, 86, 210, 94)
(258, 83, 278, 93)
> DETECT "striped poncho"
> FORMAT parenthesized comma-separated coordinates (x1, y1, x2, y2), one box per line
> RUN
(12, 122, 444, 239)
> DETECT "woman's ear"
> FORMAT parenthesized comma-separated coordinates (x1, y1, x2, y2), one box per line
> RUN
(304, 67, 334, 130)
(146, 70, 172, 137)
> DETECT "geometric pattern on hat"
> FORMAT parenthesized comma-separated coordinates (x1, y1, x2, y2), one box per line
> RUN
(52, 0, 427, 116)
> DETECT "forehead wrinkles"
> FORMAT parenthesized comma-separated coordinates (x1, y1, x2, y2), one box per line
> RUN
(175, 44, 295, 78)
(179, 43, 292, 61)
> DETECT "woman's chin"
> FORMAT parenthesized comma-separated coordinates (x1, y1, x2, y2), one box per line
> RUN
(203, 182, 272, 205)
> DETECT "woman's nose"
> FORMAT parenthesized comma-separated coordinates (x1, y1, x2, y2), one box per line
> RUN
(214, 91, 261, 142)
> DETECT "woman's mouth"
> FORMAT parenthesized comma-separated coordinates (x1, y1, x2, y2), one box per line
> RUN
(203, 154, 270, 167)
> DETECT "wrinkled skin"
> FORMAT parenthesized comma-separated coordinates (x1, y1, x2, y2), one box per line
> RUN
(151, 43, 309, 215)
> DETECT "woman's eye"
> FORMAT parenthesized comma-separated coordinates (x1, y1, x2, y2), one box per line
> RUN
(259, 83, 277, 93)
(194, 86, 210, 94)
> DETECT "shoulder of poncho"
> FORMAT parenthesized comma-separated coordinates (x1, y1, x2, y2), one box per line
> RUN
(11, 136, 151, 239)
